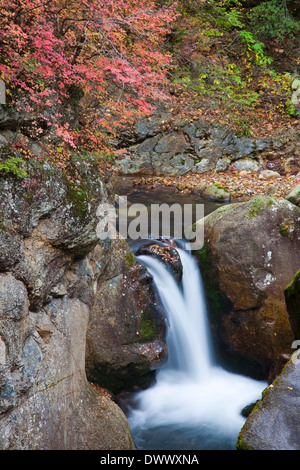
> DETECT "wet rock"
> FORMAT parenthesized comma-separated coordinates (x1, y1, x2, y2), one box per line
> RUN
(136, 243, 183, 282)
(154, 237, 178, 248)
(238, 271, 300, 450)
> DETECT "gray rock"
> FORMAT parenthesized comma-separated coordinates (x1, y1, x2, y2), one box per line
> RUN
(0, 295, 136, 449)
(237, 353, 300, 450)
(286, 183, 300, 207)
(195, 158, 213, 173)
(215, 156, 231, 172)
(231, 157, 260, 172)
(259, 169, 281, 179)
(0, 157, 164, 449)
(154, 132, 189, 155)
(114, 113, 299, 177)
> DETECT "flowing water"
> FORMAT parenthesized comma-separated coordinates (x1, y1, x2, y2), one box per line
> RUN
(127, 245, 267, 450)
(112, 179, 267, 450)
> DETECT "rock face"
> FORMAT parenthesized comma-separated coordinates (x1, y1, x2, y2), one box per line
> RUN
(237, 353, 300, 450)
(194, 196, 300, 377)
(86, 240, 167, 393)
(284, 270, 300, 341)
(114, 112, 300, 176)
(237, 270, 300, 450)
(0, 156, 165, 449)
(286, 183, 300, 207)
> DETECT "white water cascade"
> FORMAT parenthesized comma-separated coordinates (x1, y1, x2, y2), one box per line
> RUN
(128, 246, 266, 450)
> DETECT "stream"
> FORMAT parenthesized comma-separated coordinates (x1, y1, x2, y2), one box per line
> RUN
(114, 177, 267, 451)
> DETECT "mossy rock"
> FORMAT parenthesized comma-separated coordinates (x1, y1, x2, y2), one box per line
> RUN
(202, 184, 231, 203)
(195, 195, 300, 376)
(284, 269, 300, 339)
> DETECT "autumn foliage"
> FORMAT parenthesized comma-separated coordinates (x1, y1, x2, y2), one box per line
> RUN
(0, 0, 177, 148)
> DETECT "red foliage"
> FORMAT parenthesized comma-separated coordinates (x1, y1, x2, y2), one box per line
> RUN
(0, 0, 177, 148)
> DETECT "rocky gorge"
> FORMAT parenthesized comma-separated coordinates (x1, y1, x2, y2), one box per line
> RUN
(112, 112, 300, 450)
(0, 113, 300, 450)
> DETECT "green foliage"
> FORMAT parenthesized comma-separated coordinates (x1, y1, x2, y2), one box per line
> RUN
(258, 70, 300, 118)
(172, 0, 299, 130)
(203, 3, 244, 30)
(0, 148, 28, 179)
(247, 0, 300, 40)
(239, 30, 273, 67)
(191, 62, 260, 113)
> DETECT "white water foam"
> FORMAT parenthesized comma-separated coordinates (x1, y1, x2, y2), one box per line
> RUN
(128, 247, 266, 450)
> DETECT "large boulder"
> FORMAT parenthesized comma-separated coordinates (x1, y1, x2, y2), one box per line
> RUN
(0, 292, 135, 450)
(0, 155, 109, 311)
(237, 270, 300, 450)
(237, 352, 300, 450)
(194, 196, 300, 377)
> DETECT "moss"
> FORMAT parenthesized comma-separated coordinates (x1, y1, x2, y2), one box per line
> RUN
(285, 270, 300, 298)
(213, 183, 230, 193)
(65, 179, 89, 222)
(236, 433, 254, 450)
(125, 250, 136, 266)
(140, 309, 156, 342)
(245, 196, 276, 218)
(63, 153, 104, 222)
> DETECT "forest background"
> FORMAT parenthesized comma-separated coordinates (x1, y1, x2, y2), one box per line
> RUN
(0, 0, 299, 183)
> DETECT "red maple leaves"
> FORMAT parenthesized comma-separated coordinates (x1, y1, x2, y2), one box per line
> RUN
(0, 0, 177, 147)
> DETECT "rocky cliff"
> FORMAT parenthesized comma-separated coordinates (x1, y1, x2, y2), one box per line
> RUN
(0, 147, 165, 450)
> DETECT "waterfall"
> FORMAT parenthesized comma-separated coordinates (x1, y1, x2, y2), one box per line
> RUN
(128, 244, 266, 450)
